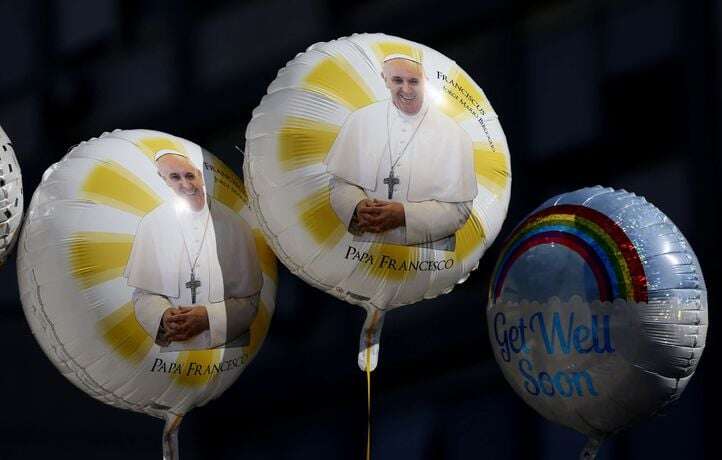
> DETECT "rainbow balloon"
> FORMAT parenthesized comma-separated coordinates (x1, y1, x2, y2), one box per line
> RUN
(486, 187, 707, 459)
(492, 204, 647, 303)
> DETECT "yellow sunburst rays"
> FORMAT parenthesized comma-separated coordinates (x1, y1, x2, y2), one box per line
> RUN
(298, 188, 347, 249)
(371, 41, 423, 66)
(80, 161, 163, 217)
(452, 143, 508, 263)
(208, 156, 248, 212)
(68, 231, 134, 288)
(301, 54, 376, 111)
(253, 229, 278, 283)
(97, 302, 153, 364)
(75, 160, 164, 364)
(246, 300, 272, 360)
(135, 136, 189, 162)
(69, 231, 154, 364)
(453, 211, 486, 263)
(278, 117, 340, 171)
(473, 142, 510, 198)
(292, 54, 376, 249)
(436, 65, 492, 123)
(361, 243, 419, 282)
(172, 348, 224, 387)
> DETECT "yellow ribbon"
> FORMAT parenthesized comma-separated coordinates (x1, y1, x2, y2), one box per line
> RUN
(364, 309, 380, 460)
(365, 345, 372, 460)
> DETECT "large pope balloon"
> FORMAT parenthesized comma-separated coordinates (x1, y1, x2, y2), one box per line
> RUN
(18, 130, 277, 458)
(487, 186, 707, 458)
(0, 124, 23, 267)
(245, 33, 510, 370)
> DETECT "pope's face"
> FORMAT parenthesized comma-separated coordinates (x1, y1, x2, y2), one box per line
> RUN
(382, 59, 425, 115)
(157, 155, 205, 212)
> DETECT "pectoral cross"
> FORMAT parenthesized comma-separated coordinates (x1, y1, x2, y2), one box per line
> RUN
(185, 270, 201, 303)
(383, 169, 400, 199)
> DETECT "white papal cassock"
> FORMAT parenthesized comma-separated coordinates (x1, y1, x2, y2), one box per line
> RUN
(325, 99, 477, 249)
(124, 198, 263, 352)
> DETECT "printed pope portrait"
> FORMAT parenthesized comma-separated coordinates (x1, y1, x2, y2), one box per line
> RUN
(124, 150, 263, 352)
(324, 53, 478, 251)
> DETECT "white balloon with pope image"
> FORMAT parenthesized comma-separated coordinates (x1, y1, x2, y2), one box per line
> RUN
(18, 129, 277, 458)
(245, 33, 510, 370)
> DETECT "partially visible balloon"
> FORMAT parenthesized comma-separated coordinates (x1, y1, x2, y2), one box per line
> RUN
(0, 125, 23, 267)
(245, 33, 511, 369)
(487, 186, 707, 458)
(18, 130, 277, 458)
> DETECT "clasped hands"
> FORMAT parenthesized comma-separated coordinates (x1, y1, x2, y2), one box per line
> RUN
(156, 306, 210, 346)
(353, 198, 405, 233)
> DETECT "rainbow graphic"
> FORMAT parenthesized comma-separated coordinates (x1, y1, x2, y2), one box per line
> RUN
(492, 204, 647, 303)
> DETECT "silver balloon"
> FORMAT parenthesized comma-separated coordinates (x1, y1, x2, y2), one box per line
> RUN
(487, 186, 707, 459)
(0, 125, 23, 267)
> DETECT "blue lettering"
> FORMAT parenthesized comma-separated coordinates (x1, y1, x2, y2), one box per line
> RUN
(518, 358, 539, 395)
(539, 372, 555, 396)
(509, 326, 520, 353)
(518, 318, 529, 353)
(494, 312, 511, 362)
(516, 360, 598, 398)
(573, 325, 593, 353)
(530, 312, 573, 354)
(571, 370, 599, 396)
(591, 315, 615, 353)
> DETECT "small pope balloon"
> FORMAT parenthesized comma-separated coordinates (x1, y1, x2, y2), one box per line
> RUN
(0, 124, 23, 267)
(487, 186, 707, 458)
(245, 33, 510, 370)
(18, 130, 277, 458)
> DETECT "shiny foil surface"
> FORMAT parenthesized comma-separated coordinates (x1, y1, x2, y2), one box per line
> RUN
(487, 186, 707, 449)
(0, 125, 23, 267)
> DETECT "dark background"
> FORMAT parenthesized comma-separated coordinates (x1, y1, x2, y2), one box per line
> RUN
(0, 0, 717, 458)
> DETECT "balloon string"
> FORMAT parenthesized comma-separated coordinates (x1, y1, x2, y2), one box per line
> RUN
(365, 343, 372, 460)
(162, 412, 183, 460)
(363, 308, 379, 460)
